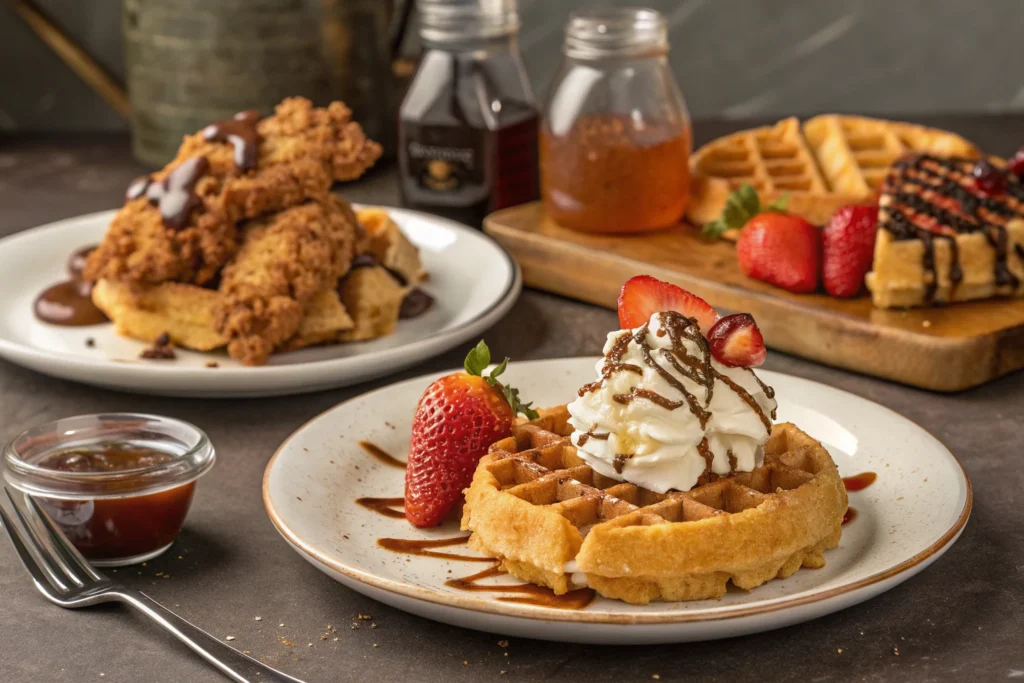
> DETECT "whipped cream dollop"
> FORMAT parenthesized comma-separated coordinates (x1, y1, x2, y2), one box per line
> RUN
(567, 311, 777, 493)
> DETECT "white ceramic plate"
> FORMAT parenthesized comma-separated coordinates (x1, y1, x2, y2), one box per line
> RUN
(263, 358, 972, 644)
(0, 206, 519, 397)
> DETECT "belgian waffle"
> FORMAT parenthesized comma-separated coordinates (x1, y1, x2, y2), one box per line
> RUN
(866, 155, 1024, 307)
(688, 115, 980, 228)
(462, 407, 847, 605)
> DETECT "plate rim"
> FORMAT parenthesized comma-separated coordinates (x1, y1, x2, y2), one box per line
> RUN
(0, 206, 521, 385)
(262, 361, 973, 625)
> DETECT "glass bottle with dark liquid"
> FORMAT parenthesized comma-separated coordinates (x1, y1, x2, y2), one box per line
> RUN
(398, 0, 539, 227)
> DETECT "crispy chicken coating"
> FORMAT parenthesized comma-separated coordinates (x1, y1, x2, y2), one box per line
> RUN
(84, 98, 381, 286)
(214, 195, 367, 365)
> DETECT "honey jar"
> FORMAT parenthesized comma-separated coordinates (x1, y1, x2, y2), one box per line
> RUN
(540, 9, 692, 233)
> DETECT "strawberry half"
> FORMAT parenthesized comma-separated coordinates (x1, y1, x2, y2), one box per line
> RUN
(404, 341, 537, 528)
(706, 313, 766, 367)
(617, 275, 719, 331)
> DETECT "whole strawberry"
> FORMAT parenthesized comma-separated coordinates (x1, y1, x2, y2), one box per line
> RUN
(404, 341, 537, 528)
(736, 212, 821, 293)
(705, 184, 820, 293)
(822, 205, 879, 297)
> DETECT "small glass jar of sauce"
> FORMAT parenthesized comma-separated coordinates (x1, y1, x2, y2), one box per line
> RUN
(541, 9, 692, 233)
(3, 414, 214, 566)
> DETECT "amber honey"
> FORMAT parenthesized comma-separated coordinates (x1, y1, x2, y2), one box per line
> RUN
(541, 114, 691, 233)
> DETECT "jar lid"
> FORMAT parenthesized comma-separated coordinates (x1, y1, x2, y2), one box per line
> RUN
(3, 413, 214, 500)
(564, 8, 669, 60)
(417, 0, 520, 43)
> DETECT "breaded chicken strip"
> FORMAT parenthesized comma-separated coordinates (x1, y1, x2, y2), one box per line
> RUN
(215, 195, 366, 365)
(84, 98, 381, 286)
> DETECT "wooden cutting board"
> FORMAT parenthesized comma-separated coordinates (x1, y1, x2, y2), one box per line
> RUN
(485, 201, 1024, 392)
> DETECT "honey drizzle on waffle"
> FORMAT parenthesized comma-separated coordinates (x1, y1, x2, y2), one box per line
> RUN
(880, 154, 1024, 301)
(578, 311, 774, 480)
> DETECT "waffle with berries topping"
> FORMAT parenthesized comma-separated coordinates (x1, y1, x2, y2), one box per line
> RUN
(866, 155, 1024, 308)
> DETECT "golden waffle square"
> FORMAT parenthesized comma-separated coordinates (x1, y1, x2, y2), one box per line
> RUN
(277, 288, 355, 351)
(688, 114, 980, 228)
(337, 266, 408, 342)
(356, 208, 427, 286)
(462, 406, 847, 604)
(91, 279, 228, 352)
(866, 155, 1024, 307)
(92, 280, 356, 354)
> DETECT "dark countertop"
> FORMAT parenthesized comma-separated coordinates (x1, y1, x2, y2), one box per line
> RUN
(0, 119, 1022, 683)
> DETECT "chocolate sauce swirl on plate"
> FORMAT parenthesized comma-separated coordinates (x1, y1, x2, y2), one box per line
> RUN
(33, 244, 108, 327)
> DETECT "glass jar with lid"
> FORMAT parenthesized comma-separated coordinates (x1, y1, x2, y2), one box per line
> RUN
(540, 8, 692, 233)
(398, 0, 540, 227)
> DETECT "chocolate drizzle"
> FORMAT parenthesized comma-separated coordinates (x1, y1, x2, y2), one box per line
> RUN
(696, 438, 714, 479)
(125, 176, 150, 202)
(578, 311, 774, 482)
(880, 154, 1024, 302)
(575, 424, 609, 447)
(579, 331, 643, 396)
(203, 109, 262, 171)
(378, 535, 490, 562)
(128, 157, 211, 230)
(714, 371, 772, 432)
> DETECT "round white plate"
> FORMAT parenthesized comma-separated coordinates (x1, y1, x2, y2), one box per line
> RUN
(0, 206, 520, 397)
(263, 358, 972, 644)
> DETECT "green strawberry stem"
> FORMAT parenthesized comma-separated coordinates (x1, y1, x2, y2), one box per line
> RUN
(701, 183, 790, 240)
(464, 340, 539, 419)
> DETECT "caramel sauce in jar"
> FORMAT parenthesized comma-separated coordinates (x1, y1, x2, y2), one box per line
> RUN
(34, 446, 196, 562)
(38, 482, 196, 561)
(3, 413, 214, 567)
(541, 114, 691, 233)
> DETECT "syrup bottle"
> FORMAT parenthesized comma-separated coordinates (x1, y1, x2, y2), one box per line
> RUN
(398, 0, 540, 227)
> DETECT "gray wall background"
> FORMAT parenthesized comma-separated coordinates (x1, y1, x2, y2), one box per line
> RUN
(3, 0, 1024, 133)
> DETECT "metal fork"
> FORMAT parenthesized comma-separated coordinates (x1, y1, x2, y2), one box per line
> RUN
(0, 488, 305, 683)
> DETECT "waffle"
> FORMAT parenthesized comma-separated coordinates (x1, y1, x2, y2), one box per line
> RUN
(866, 155, 1024, 307)
(688, 115, 980, 228)
(462, 406, 847, 604)
(337, 266, 408, 341)
(357, 208, 427, 286)
(92, 280, 355, 353)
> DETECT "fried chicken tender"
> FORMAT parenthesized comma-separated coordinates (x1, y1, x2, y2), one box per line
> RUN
(215, 195, 366, 365)
(84, 98, 381, 286)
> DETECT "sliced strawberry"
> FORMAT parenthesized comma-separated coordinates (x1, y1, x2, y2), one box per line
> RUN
(822, 205, 879, 297)
(617, 275, 719, 332)
(736, 213, 820, 293)
(706, 313, 766, 367)
(404, 341, 536, 528)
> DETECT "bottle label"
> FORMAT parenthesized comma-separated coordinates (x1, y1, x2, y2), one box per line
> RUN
(405, 130, 487, 194)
